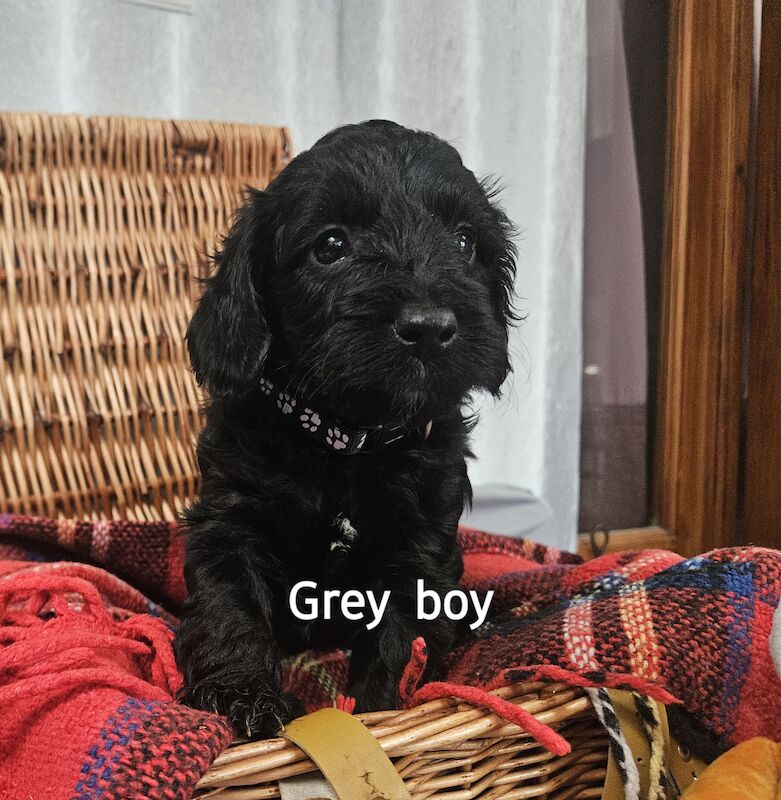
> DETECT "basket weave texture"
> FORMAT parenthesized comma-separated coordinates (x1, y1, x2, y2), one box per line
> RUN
(0, 112, 290, 520)
(197, 682, 607, 800)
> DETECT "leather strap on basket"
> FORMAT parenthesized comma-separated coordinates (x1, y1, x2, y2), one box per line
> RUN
(281, 708, 411, 800)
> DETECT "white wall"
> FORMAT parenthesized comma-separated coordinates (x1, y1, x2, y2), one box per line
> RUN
(1, 0, 586, 548)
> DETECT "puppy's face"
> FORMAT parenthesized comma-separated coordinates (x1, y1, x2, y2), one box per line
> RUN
(188, 121, 516, 425)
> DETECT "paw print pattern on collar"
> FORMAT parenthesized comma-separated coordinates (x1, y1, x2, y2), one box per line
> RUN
(326, 427, 349, 450)
(276, 392, 296, 414)
(258, 376, 432, 456)
(300, 409, 321, 432)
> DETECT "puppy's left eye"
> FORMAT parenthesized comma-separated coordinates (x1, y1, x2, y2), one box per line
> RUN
(456, 228, 476, 264)
(313, 229, 350, 264)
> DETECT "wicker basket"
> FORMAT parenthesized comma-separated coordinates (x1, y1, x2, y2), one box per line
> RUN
(0, 111, 289, 520)
(197, 682, 607, 800)
(0, 112, 607, 799)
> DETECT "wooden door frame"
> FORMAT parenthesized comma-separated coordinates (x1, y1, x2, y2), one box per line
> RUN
(580, 0, 754, 559)
(742, 0, 781, 549)
(655, 0, 753, 557)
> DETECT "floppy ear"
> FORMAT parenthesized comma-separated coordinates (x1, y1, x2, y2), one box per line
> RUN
(187, 189, 273, 397)
(482, 181, 519, 328)
(482, 185, 519, 396)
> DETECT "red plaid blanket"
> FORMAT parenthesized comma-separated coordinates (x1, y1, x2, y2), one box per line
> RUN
(1, 514, 780, 799)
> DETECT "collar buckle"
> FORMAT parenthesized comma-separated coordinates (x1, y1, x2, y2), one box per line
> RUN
(357, 423, 408, 454)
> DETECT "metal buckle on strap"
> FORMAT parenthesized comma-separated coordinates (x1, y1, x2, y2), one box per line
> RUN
(357, 423, 408, 454)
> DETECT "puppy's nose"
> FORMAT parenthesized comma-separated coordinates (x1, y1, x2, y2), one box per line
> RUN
(394, 306, 458, 355)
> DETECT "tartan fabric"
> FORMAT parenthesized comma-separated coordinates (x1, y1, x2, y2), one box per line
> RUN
(449, 544, 781, 748)
(1, 513, 780, 799)
(0, 516, 230, 800)
(71, 698, 229, 800)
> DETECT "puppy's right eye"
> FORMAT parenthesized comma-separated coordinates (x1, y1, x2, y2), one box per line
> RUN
(313, 229, 350, 265)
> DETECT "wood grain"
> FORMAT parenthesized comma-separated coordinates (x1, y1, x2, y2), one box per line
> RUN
(656, 0, 753, 555)
(743, 0, 781, 549)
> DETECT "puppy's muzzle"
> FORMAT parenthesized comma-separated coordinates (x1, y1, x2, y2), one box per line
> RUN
(393, 306, 458, 359)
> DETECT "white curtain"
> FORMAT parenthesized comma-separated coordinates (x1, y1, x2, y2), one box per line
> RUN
(1, 0, 587, 548)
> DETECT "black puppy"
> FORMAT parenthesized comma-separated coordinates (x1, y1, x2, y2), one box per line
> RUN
(175, 120, 516, 736)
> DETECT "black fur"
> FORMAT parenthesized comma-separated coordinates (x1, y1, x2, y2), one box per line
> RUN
(175, 120, 516, 736)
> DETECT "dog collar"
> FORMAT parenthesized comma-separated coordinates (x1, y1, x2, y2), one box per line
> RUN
(258, 377, 433, 455)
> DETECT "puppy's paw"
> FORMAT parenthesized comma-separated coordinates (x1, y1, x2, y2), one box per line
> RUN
(175, 598, 300, 737)
(184, 675, 298, 738)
